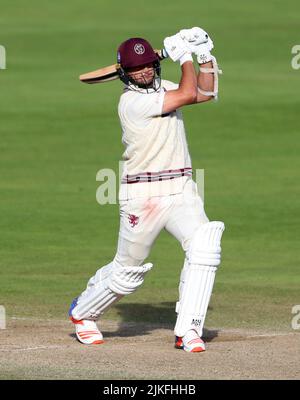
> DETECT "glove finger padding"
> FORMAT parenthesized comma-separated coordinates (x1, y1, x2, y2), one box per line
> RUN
(180, 27, 211, 46)
(184, 37, 214, 53)
(185, 35, 214, 64)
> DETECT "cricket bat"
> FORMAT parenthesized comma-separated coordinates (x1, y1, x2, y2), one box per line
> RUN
(79, 49, 168, 84)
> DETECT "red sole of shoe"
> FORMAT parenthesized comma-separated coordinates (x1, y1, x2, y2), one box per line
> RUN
(77, 338, 104, 345)
(91, 340, 104, 345)
(190, 347, 205, 353)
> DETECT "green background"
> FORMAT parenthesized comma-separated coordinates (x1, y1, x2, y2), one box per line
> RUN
(0, 0, 299, 331)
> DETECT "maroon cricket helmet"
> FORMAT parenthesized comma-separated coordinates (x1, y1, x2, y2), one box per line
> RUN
(117, 38, 159, 69)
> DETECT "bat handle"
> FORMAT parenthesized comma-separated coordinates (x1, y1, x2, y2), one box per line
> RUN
(156, 48, 169, 60)
(160, 48, 169, 59)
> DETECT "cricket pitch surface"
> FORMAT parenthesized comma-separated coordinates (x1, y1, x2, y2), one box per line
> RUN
(0, 318, 299, 380)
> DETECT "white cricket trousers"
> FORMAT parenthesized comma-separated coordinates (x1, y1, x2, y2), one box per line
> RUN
(114, 179, 209, 268)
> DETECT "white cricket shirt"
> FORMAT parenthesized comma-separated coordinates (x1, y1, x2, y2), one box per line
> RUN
(118, 79, 192, 200)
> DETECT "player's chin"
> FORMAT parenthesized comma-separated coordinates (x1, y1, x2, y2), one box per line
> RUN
(142, 76, 155, 85)
(134, 78, 153, 86)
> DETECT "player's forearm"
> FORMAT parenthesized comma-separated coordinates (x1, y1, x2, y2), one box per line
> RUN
(197, 61, 214, 99)
(178, 61, 198, 102)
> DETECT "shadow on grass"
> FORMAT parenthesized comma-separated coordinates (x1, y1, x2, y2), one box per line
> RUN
(69, 302, 219, 342)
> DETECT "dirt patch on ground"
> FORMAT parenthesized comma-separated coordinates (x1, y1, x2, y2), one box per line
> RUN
(0, 318, 299, 380)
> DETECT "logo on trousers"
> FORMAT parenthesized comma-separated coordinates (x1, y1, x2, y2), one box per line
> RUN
(128, 214, 139, 227)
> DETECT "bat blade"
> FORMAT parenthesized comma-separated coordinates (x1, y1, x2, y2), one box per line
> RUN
(79, 64, 119, 84)
(79, 49, 167, 84)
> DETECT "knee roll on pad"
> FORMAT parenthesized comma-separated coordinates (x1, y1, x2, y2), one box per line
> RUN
(188, 221, 225, 267)
(108, 263, 153, 294)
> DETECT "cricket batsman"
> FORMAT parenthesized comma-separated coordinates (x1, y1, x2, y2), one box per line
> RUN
(69, 27, 225, 352)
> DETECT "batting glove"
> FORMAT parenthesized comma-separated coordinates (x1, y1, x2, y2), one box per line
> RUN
(192, 40, 214, 64)
(179, 27, 209, 46)
(180, 27, 214, 64)
(163, 33, 193, 65)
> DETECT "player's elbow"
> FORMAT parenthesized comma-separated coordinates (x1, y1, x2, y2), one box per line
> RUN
(182, 89, 197, 104)
(191, 92, 198, 104)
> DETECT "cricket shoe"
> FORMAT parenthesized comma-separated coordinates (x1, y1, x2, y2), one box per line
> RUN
(175, 336, 184, 349)
(69, 297, 103, 345)
(70, 316, 104, 345)
(175, 330, 206, 353)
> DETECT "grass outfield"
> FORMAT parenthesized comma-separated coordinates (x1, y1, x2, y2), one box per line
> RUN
(0, 0, 299, 332)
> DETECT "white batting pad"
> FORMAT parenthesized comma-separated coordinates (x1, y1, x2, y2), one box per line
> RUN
(71, 263, 153, 320)
(174, 264, 217, 337)
(178, 258, 189, 303)
(174, 221, 225, 337)
(188, 221, 225, 266)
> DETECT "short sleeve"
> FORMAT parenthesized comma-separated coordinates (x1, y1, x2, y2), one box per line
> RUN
(125, 90, 165, 123)
(118, 80, 180, 127)
(161, 80, 179, 91)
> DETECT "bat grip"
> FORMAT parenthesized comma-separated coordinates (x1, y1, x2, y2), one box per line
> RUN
(156, 48, 169, 60)
(160, 48, 169, 59)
